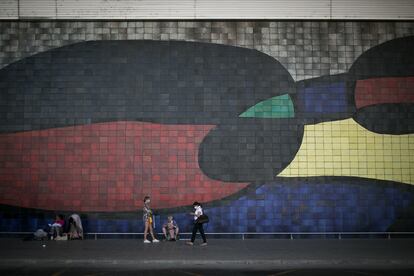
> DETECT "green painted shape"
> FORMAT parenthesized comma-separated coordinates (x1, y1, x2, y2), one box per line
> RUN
(239, 94, 295, 118)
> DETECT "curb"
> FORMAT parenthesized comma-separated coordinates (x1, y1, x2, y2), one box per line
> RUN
(1, 258, 414, 270)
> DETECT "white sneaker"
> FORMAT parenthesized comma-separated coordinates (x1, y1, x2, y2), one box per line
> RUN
(143, 239, 151, 243)
(152, 239, 160, 243)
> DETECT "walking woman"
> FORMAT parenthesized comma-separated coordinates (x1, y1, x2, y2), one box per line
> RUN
(143, 196, 159, 243)
(187, 201, 207, 246)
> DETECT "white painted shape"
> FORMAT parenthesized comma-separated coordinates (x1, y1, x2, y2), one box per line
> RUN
(57, 0, 196, 19)
(0, 0, 18, 19)
(20, 0, 56, 18)
(195, 0, 331, 19)
(332, 0, 414, 19)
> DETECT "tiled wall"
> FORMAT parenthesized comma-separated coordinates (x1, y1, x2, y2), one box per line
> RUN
(1, 22, 414, 79)
(0, 21, 413, 234)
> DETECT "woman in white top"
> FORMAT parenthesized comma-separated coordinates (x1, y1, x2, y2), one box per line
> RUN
(187, 201, 207, 246)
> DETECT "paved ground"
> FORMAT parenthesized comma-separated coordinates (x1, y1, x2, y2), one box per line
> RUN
(1, 268, 414, 276)
(1, 238, 414, 275)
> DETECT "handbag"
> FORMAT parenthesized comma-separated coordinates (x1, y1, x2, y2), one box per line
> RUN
(196, 214, 209, 224)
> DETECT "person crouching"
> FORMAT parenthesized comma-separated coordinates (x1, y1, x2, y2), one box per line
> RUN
(162, 216, 179, 241)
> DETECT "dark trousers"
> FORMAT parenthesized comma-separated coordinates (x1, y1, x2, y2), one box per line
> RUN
(190, 223, 206, 243)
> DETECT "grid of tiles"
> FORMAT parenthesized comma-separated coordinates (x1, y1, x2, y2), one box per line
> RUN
(0, 121, 248, 211)
(1, 179, 413, 233)
(279, 119, 414, 185)
(1, 21, 414, 80)
(0, 21, 413, 233)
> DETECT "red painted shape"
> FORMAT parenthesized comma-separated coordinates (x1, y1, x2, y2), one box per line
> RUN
(355, 76, 414, 109)
(0, 122, 248, 212)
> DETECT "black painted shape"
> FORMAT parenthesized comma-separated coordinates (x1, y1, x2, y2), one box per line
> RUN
(198, 118, 304, 182)
(349, 36, 414, 79)
(294, 74, 356, 124)
(346, 36, 414, 135)
(353, 103, 414, 134)
(0, 40, 294, 133)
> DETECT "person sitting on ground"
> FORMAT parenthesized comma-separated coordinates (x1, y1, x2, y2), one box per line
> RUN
(67, 213, 84, 240)
(48, 214, 65, 240)
(162, 216, 179, 241)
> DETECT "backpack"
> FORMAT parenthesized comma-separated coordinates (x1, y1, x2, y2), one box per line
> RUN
(33, 229, 47, 240)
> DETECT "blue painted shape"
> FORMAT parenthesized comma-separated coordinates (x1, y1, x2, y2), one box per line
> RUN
(297, 82, 348, 113)
(1, 177, 413, 234)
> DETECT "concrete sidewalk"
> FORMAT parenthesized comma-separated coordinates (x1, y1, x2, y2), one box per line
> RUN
(0, 238, 414, 270)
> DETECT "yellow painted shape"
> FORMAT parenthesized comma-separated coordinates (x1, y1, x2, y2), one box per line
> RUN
(278, 118, 414, 185)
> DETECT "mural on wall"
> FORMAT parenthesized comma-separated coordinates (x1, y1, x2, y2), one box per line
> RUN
(0, 35, 413, 233)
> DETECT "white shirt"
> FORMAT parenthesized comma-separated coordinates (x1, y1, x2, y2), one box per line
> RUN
(194, 206, 203, 221)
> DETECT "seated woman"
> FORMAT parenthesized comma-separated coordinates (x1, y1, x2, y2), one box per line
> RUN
(67, 213, 84, 240)
(48, 214, 65, 240)
(162, 216, 179, 241)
